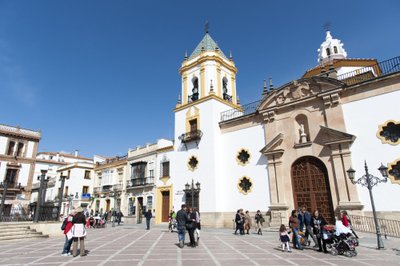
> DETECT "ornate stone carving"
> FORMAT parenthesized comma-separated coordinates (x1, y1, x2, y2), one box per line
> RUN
(274, 81, 320, 105)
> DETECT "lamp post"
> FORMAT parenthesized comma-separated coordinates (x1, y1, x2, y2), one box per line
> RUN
(34, 170, 49, 222)
(67, 193, 74, 214)
(346, 161, 388, 249)
(183, 179, 201, 209)
(57, 172, 68, 220)
(111, 188, 122, 227)
(0, 179, 9, 221)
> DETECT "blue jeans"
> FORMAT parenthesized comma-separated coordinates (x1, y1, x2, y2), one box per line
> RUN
(177, 225, 186, 243)
(62, 235, 73, 254)
(292, 228, 302, 249)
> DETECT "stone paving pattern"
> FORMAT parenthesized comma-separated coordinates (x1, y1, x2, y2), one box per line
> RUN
(0, 224, 399, 266)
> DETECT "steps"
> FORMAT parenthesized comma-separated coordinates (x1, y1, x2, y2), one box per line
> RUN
(0, 222, 49, 241)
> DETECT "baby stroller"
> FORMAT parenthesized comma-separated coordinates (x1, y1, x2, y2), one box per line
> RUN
(168, 217, 176, 232)
(323, 226, 357, 257)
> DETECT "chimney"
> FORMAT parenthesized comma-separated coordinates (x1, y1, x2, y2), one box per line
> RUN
(74, 150, 79, 157)
(56, 152, 60, 162)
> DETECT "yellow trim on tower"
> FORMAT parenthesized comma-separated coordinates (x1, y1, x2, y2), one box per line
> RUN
(231, 73, 237, 105)
(180, 53, 237, 75)
(174, 94, 241, 113)
(217, 64, 222, 97)
(183, 75, 188, 105)
(200, 65, 205, 99)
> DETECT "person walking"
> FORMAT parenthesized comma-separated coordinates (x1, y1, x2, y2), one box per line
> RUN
(312, 209, 328, 253)
(176, 204, 190, 248)
(61, 210, 76, 256)
(116, 211, 124, 226)
(187, 207, 197, 248)
(298, 207, 305, 232)
(255, 210, 264, 235)
(234, 209, 242, 235)
(289, 209, 303, 250)
(144, 209, 152, 230)
(194, 208, 201, 245)
(244, 210, 252, 235)
(303, 207, 318, 247)
(71, 207, 87, 257)
(279, 224, 292, 252)
(342, 210, 359, 238)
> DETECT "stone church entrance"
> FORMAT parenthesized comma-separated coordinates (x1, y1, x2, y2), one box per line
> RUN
(291, 156, 334, 223)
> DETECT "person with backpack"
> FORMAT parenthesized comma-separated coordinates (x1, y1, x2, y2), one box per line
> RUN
(61, 210, 76, 256)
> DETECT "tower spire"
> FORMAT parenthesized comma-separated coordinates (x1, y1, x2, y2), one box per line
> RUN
(262, 79, 268, 96)
(204, 21, 209, 34)
(269, 77, 274, 91)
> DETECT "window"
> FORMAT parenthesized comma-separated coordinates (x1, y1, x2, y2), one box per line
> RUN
(7, 141, 15, 156)
(149, 169, 154, 177)
(162, 161, 170, 177)
(188, 156, 199, 171)
(191, 77, 199, 101)
(236, 149, 251, 166)
(238, 176, 253, 195)
(334, 46, 338, 54)
(147, 196, 153, 210)
(189, 119, 198, 132)
(326, 48, 331, 56)
(131, 162, 146, 179)
(5, 169, 18, 187)
(16, 143, 24, 157)
(82, 186, 89, 194)
(84, 170, 91, 179)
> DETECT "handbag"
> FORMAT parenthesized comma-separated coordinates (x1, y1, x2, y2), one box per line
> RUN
(186, 222, 194, 230)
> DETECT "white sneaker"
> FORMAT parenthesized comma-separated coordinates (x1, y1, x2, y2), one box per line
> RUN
(61, 253, 69, 257)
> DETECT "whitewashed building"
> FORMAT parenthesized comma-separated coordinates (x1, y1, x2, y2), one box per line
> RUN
(0, 124, 41, 216)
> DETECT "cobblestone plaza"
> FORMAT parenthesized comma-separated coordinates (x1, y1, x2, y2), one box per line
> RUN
(0, 224, 399, 266)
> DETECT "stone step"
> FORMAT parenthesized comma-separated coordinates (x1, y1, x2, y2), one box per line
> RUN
(0, 231, 42, 237)
(0, 228, 35, 233)
(0, 234, 48, 241)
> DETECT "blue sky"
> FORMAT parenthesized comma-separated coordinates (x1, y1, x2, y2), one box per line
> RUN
(1, 0, 399, 158)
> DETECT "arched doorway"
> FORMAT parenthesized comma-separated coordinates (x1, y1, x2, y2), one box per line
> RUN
(291, 156, 334, 223)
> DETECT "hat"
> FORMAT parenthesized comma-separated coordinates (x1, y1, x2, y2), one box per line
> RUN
(75, 207, 84, 213)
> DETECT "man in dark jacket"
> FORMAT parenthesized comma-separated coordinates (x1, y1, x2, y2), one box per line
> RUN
(176, 204, 189, 248)
(144, 209, 152, 230)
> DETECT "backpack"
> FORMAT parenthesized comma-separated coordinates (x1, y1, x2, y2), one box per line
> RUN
(61, 218, 68, 230)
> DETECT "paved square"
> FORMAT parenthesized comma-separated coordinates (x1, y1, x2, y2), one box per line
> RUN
(0, 224, 399, 265)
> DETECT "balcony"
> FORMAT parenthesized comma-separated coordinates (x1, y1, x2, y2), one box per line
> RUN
(93, 187, 101, 194)
(126, 176, 154, 188)
(102, 185, 113, 193)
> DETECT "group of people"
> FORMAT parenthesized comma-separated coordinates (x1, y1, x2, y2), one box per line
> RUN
(176, 204, 201, 248)
(234, 209, 265, 235)
(280, 206, 357, 253)
(61, 207, 87, 257)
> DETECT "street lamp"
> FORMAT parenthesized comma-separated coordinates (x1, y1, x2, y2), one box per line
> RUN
(346, 161, 388, 249)
(34, 170, 50, 222)
(183, 179, 201, 209)
(57, 172, 68, 220)
(110, 188, 122, 227)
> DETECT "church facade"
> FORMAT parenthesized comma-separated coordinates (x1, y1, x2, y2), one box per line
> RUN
(152, 29, 400, 227)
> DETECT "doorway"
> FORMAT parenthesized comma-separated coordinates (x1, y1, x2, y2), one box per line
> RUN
(291, 156, 335, 223)
(161, 191, 170, 222)
(137, 197, 143, 224)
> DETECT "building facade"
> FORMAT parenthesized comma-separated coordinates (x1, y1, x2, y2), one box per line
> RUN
(0, 124, 41, 217)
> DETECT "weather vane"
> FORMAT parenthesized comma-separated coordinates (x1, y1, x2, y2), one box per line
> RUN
(204, 21, 209, 33)
(323, 22, 331, 32)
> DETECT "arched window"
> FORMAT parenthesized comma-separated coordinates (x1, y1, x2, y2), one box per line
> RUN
(191, 77, 199, 101)
(7, 141, 15, 156)
(16, 143, 24, 157)
(333, 46, 338, 54)
(326, 48, 331, 56)
(222, 77, 232, 101)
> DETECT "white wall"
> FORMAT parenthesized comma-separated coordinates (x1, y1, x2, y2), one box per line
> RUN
(342, 89, 400, 211)
(219, 124, 269, 212)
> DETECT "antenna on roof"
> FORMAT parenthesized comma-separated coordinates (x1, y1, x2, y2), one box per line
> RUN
(204, 21, 209, 34)
(323, 22, 331, 32)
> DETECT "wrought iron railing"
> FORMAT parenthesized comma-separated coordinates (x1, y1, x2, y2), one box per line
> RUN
(178, 129, 203, 143)
(126, 177, 154, 188)
(93, 187, 101, 194)
(220, 100, 261, 122)
(349, 215, 400, 238)
(337, 56, 400, 85)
